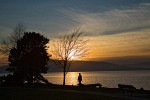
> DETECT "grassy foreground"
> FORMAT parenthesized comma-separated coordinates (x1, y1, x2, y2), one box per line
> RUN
(0, 85, 149, 100)
(0, 88, 120, 100)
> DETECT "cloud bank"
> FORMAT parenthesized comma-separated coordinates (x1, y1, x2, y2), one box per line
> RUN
(58, 3, 150, 35)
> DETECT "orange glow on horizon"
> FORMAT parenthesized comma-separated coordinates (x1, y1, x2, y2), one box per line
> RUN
(48, 29, 150, 61)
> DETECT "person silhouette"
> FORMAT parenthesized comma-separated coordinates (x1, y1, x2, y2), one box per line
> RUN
(78, 73, 82, 85)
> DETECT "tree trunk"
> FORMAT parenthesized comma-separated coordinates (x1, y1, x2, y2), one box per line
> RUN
(63, 60, 67, 86)
(63, 70, 66, 86)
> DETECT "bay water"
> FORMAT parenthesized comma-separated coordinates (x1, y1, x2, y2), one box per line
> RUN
(43, 70, 150, 90)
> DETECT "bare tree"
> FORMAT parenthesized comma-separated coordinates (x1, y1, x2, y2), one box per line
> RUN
(0, 23, 25, 56)
(51, 29, 89, 85)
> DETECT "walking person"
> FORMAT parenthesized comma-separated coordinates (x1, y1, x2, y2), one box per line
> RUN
(78, 73, 82, 86)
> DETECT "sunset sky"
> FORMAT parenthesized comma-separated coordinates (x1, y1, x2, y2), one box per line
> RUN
(0, 0, 150, 64)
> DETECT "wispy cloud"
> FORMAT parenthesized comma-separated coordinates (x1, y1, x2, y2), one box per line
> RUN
(58, 3, 150, 35)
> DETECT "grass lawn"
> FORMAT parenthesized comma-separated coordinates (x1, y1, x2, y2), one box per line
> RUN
(0, 84, 150, 100)
(0, 87, 128, 100)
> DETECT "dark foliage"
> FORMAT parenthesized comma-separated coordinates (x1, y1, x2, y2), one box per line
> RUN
(5, 32, 50, 85)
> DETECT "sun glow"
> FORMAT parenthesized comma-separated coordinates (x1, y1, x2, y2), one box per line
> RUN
(68, 49, 81, 60)
(48, 28, 150, 62)
(48, 42, 83, 61)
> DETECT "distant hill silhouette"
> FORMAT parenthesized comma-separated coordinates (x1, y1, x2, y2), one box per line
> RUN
(69, 61, 128, 71)
(1, 61, 150, 73)
(47, 61, 150, 72)
(126, 62, 150, 70)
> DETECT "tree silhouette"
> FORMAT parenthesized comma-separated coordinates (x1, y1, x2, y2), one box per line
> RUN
(51, 29, 88, 85)
(7, 32, 50, 84)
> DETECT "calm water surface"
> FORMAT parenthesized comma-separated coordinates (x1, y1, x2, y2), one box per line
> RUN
(43, 71, 150, 90)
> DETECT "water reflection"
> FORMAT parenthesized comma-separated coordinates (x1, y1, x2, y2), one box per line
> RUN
(43, 71, 150, 89)
(66, 72, 78, 85)
(43, 72, 81, 85)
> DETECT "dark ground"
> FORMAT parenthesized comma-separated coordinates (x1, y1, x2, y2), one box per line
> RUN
(0, 84, 150, 100)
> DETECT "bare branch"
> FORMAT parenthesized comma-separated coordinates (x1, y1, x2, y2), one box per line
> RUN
(51, 29, 89, 85)
(0, 23, 26, 56)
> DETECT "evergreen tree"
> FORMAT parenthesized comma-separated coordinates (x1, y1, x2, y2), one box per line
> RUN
(7, 32, 50, 84)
